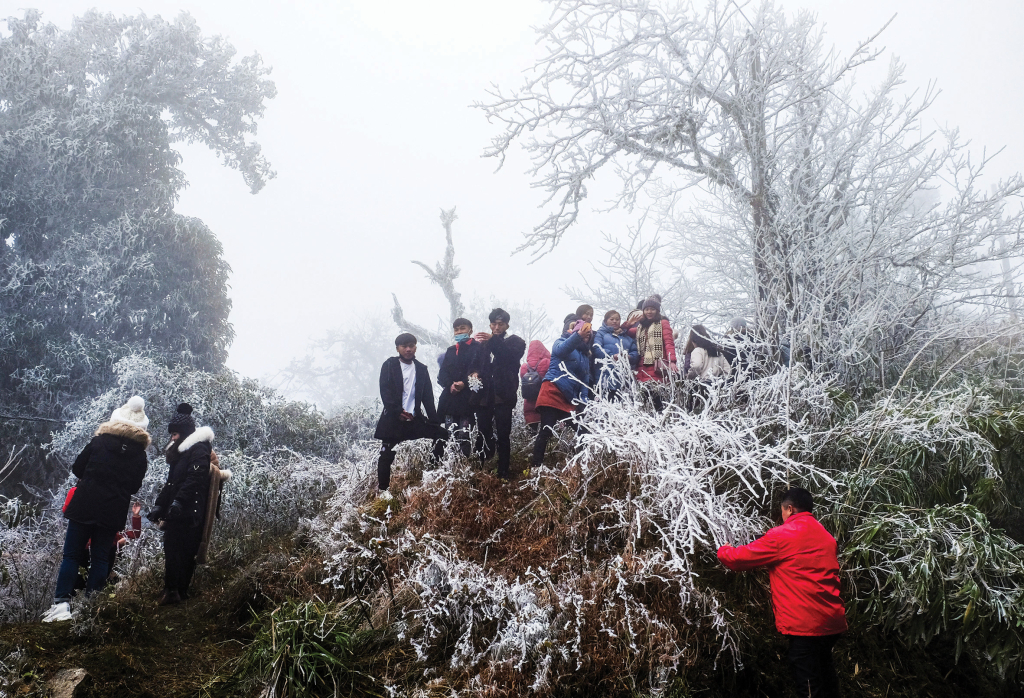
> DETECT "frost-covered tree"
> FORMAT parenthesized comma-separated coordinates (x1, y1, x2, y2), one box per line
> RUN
(391, 207, 467, 347)
(481, 0, 1024, 388)
(564, 221, 688, 323)
(0, 10, 275, 419)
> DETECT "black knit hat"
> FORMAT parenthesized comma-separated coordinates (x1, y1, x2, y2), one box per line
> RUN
(168, 403, 196, 438)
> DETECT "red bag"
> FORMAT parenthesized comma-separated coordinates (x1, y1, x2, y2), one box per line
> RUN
(62, 486, 76, 513)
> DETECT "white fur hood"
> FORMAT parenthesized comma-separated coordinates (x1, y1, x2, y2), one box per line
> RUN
(177, 425, 215, 452)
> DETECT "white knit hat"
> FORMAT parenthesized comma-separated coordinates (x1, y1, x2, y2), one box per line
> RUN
(110, 395, 149, 430)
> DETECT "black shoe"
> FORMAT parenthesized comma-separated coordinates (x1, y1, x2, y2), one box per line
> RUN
(157, 590, 181, 606)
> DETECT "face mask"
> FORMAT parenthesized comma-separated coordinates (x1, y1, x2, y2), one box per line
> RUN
(454, 333, 470, 343)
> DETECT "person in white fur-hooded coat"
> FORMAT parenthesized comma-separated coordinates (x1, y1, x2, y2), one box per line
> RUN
(43, 396, 151, 622)
(148, 403, 216, 605)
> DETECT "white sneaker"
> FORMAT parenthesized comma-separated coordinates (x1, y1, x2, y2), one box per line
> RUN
(378, 489, 393, 501)
(42, 601, 72, 623)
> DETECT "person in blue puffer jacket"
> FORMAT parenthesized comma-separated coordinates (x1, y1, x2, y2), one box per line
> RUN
(592, 309, 639, 398)
(530, 316, 595, 468)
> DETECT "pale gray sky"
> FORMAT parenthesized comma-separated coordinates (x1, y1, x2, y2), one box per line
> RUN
(24, 0, 1024, 380)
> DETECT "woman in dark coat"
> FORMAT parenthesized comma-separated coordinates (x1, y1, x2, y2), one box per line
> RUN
(148, 403, 215, 605)
(43, 396, 151, 622)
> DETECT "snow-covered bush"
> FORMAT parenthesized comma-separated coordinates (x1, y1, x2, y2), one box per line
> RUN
(305, 366, 1024, 693)
(50, 355, 375, 465)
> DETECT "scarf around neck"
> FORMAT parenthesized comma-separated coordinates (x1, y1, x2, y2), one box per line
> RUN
(637, 320, 664, 365)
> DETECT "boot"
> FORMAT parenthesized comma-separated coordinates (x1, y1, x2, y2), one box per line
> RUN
(157, 589, 181, 606)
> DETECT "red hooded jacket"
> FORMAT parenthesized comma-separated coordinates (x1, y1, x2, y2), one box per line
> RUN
(717, 511, 847, 636)
(520, 340, 551, 424)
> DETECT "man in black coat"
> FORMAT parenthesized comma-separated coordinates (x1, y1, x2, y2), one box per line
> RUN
(469, 308, 527, 479)
(374, 332, 448, 496)
(435, 317, 478, 458)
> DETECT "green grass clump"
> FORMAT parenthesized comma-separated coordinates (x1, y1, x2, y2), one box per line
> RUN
(231, 597, 382, 698)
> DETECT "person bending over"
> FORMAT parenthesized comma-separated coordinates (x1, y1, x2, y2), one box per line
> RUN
(717, 488, 847, 698)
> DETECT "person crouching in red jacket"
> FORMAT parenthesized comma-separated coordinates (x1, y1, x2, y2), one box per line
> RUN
(717, 488, 847, 698)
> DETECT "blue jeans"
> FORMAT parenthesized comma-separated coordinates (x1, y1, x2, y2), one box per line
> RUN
(54, 519, 117, 602)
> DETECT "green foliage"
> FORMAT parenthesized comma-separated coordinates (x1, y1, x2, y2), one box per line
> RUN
(0, 9, 275, 440)
(232, 598, 383, 698)
(844, 504, 1024, 677)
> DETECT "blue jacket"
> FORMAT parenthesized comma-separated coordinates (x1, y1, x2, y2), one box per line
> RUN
(592, 325, 639, 392)
(544, 331, 593, 404)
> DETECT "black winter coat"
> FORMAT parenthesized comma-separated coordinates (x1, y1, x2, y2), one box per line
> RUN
(468, 333, 527, 407)
(373, 357, 438, 441)
(64, 422, 150, 531)
(154, 427, 214, 529)
(437, 339, 479, 420)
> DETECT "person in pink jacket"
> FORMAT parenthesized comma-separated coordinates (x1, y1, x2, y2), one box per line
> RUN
(520, 340, 551, 434)
(624, 295, 676, 411)
(717, 488, 847, 698)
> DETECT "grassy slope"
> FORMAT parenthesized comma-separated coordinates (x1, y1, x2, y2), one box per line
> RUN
(1, 444, 1021, 697)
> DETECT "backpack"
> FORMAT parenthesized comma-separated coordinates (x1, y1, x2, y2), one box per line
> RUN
(521, 366, 542, 401)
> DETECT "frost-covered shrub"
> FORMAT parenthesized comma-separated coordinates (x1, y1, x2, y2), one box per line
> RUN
(307, 367, 1024, 691)
(0, 441, 357, 621)
(406, 538, 552, 676)
(50, 355, 375, 465)
(0, 496, 63, 622)
(844, 503, 1024, 676)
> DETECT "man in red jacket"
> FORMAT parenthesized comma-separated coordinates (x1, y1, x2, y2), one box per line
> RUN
(717, 488, 847, 698)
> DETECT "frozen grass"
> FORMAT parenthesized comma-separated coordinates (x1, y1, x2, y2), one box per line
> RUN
(5, 362, 1024, 695)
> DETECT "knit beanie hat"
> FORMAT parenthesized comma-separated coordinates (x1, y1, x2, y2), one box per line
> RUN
(110, 396, 149, 430)
(168, 403, 196, 438)
(489, 308, 511, 324)
(642, 296, 662, 311)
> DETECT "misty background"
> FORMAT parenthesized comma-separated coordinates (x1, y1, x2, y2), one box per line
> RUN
(21, 0, 1024, 386)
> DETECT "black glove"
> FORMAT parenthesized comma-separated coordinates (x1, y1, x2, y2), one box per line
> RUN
(146, 508, 164, 523)
(167, 501, 184, 521)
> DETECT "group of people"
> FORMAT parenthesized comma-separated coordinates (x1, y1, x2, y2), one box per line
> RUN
(374, 307, 527, 491)
(373, 306, 846, 697)
(374, 295, 754, 492)
(42, 399, 229, 622)
(44, 303, 844, 697)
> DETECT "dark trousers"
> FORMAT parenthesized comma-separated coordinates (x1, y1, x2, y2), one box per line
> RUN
(786, 634, 841, 698)
(433, 414, 475, 460)
(54, 519, 117, 602)
(164, 521, 203, 597)
(475, 403, 515, 478)
(531, 406, 574, 467)
(378, 419, 449, 490)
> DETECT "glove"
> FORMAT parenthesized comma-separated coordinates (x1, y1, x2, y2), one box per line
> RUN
(146, 508, 164, 523)
(166, 501, 185, 521)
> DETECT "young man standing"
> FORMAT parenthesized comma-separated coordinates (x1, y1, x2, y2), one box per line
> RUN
(717, 488, 847, 698)
(468, 308, 527, 480)
(374, 333, 447, 497)
(436, 318, 478, 458)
